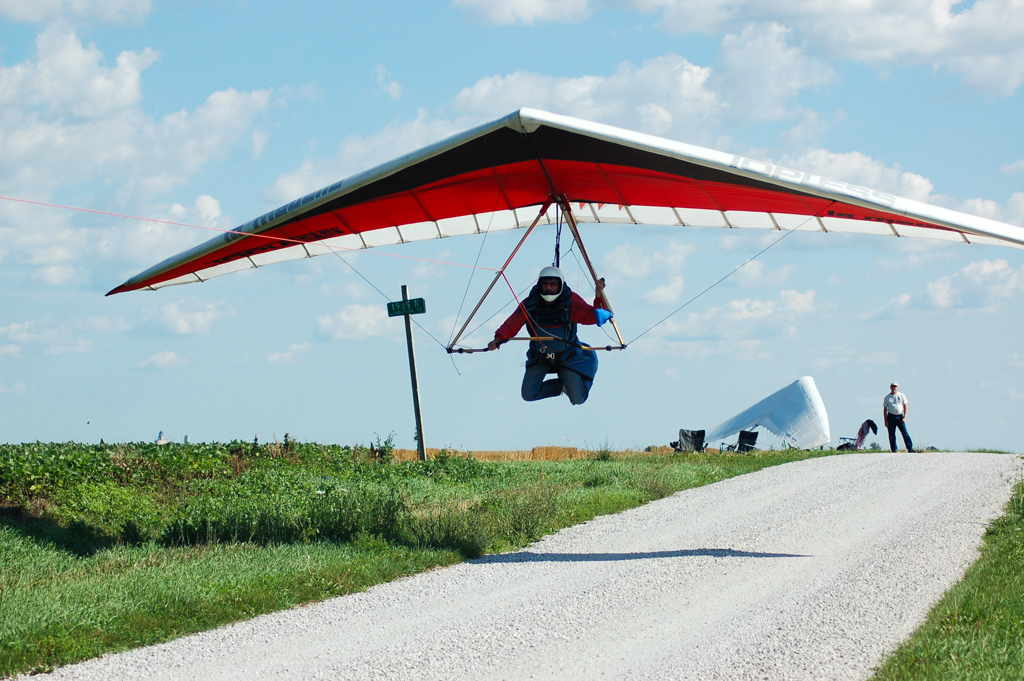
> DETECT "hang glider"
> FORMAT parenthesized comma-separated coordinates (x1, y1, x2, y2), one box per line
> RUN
(707, 376, 831, 450)
(108, 107, 1024, 296)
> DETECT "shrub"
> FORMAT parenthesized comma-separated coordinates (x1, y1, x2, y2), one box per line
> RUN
(46, 482, 166, 545)
(160, 480, 409, 546)
(407, 503, 491, 558)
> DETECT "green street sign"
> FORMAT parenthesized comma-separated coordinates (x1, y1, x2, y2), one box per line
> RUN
(387, 297, 426, 317)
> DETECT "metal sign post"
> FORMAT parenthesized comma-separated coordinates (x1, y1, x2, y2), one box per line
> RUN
(388, 285, 427, 461)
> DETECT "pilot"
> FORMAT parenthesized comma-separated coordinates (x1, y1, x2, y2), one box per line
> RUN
(487, 266, 612, 405)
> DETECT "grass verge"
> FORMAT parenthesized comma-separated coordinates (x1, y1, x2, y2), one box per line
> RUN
(871, 475, 1024, 680)
(1, 440, 825, 677)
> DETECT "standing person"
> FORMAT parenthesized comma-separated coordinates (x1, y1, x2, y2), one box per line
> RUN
(487, 266, 612, 405)
(882, 381, 914, 452)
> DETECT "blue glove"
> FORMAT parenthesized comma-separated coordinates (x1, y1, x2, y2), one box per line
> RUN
(594, 308, 613, 327)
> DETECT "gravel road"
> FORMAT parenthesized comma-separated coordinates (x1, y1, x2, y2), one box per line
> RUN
(28, 452, 1022, 681)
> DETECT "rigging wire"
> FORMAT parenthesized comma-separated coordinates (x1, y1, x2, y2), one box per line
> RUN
(456, 280, 534, 343)
(0, 193, 468, 351)
(447, 157, 519, 347)
(627, 225, 800, 345)
(325, 249, 450, 351)
(553, 208, 562, 268)
(0, 195, 500, 278)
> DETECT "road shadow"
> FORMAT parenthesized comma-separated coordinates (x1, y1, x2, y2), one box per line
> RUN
(474, 548, 810, 564)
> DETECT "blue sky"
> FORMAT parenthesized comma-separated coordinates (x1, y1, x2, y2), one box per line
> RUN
(2, 0, 1023, 452)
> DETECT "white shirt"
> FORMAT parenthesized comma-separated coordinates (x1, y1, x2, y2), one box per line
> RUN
(883, 391, 908, 415)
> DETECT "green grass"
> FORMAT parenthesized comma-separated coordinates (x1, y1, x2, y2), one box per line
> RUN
(871, 476, 1024, 680)
(0, 440, 827, 677)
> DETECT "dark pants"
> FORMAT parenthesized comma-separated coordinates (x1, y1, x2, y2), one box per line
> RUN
(521, 361, 592, 405)
(886, 413, 913, 452)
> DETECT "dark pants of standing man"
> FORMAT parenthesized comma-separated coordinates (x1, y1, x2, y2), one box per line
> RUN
(885, 413, 914, 452)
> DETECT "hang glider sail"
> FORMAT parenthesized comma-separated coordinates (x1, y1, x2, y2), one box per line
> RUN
(108, 108, 1024, 296)
(707, 377, 831, 450)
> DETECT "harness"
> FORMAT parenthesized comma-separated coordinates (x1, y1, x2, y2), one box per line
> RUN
(523, 284, 578, 366)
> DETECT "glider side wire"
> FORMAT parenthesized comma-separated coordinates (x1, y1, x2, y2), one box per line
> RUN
(0, 194, 459, 350)
(446, 200, 553, 351)
(627, 224, 800, 345)
(624, 151, 803, 346)
(0, 195, 228, 231)
(628, 201, 852, 345)
(456, 279, 535, 342)
(0, 195, 497, 274)
(323, 247, 451, 351)
(447, 138, 522, 348)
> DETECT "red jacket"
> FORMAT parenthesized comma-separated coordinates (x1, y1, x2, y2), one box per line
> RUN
(493, 291, 606, 343)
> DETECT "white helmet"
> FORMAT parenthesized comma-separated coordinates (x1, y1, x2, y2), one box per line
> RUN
(538, 266, 564, 303)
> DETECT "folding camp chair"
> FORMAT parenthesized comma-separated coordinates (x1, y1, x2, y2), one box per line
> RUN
(722, 430, 758, 452)
(670, 429, 705, 452)
(737, 430, 758, 452)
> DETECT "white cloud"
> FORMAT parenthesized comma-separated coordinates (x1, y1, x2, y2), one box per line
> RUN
(252, 129, 268, 158)
(777, 288, 815, 315)
(633, 335, 768, 361)
(0, 190, 226, 290)
(0, 29, 271, 200)
(0, 381, 27, 394)
(0, 27, 156, 118)
(808, 346, 900, 372)
(710, 23, 832, 124)
(150, 300, 234, 335)
(731, 260, 793, 288)
(778, 149, 934, 202)
(44, 338, 91, 355)
(135, 350, 186, 369)
(922, 259, 1024, 310)
(864, 292, 912, 321)
(373, 65, 402, 100)
(317, 304, 393, 340)
(0, 215, 90, 274)
(0, 0, 151, 23)
(657, 288, 815, 339)
(1008, 193, 1024, 226)
(0, 317, 106, 354)
(865, 259, 1024, 318)
(267, 109, 467, 203)
(601, 241, 695, 280)
(452, 0, 590, 24)
(1002, 160, 1024, 176)
(0, 320, 51, 344)
(267, 342, 311, 365)
(640, 0, 1024, 94)
(644, 275, 685, 304)
(456, 0, 1024, 95)
(32, 264, 77, 285)
(451, 54, 723, 142)
(80, 316, 131, 333)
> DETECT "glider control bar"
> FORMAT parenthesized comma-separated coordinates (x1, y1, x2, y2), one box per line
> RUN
(446, 197, 626, 354)
(449, 336, 627, 353)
